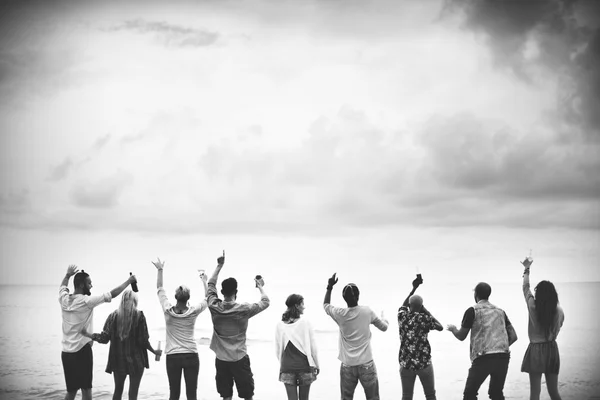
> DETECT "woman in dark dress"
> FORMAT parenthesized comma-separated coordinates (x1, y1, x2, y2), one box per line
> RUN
(83, 290, 161, 400)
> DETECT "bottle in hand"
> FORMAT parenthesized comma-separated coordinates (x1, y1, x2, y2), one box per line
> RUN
(130, 272, 138, 292)
(155, 341, 161, 361)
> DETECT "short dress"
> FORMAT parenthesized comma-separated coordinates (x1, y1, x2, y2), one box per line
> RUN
(521, 278, 565, 374)
(95, 310, 151, 375)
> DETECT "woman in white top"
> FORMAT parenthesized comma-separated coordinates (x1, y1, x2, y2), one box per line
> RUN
(275, 294, 319, 400)
(153, 258, 208, 400)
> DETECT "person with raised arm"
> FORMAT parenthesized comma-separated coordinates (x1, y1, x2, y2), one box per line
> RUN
(323, 273, 389, 400)
(207, 250, 270, 400)
(446, 282, 518, 400)
(521, 257, 564, 400)
(82, 290, 161, 400)
(275, 294, 320, 400)
(397, 274, 443, 400)
(153, 257, 208, 400)
(59, 265, 136, 400)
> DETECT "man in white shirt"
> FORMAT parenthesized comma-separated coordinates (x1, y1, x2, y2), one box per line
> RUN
(323, 273, 389, 400)
(59, 264, 136, 400)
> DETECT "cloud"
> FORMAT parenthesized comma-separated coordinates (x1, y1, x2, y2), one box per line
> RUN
(48, 158, 73, 182)
(444, 0, 600, 138)
(70, 171, 133, 209)
(107, 19, 219, 48)
(92, 134, 111, 151)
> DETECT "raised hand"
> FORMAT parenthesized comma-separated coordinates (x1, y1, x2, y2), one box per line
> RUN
(412, 275, 423, 289)
(327, 273, 339, 288)
(152, 258, 165, 270)
(66, 264, 79, 277)
(217, 250, 225, 266)
(128, 274, 137, 285)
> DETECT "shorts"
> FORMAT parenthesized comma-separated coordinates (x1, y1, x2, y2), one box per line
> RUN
(521, 341, 560, 374)
(62, 343, 93, 393)
(279, 370, 317, 386)
(215, 355, 254, 398)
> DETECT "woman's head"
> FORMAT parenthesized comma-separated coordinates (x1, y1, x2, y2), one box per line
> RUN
(117, 289, 139, 340)
(175, 285, 190, 303)
(534, 280, 559, 338)
(282, 294, 304, 322)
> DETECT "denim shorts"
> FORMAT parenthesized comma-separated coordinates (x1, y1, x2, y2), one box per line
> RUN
(279, 370, 317, 386)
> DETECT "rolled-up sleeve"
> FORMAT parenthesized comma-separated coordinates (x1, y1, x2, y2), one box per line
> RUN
(207, 282, 220, 307)
(84, 292, 112, 309)
(58, 286, 70, 308)
(371, 309, 388, 332)
(248, 294, 270, 318)
(157, 287, 171, 312)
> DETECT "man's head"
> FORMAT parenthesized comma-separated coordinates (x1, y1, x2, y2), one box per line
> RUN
(175, 285, 190, 303)
(342, 283, 360, 307)
(408, 294, 423, 312)
(221, 277, 238, 299)
(474, 282, 492, 302)
(74, 270, 92, 295)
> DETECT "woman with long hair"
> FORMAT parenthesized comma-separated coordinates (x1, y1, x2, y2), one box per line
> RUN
(521, 258, 565, 400)
(275, 294, 319, 400)
(153, 257, 208, 400)
(83, 290, 161, 400)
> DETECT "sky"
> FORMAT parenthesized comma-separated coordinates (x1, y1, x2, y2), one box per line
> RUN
(0, 0, 599, 290)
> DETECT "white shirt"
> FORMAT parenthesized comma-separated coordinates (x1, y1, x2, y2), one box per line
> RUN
(275, 318, 319, 368)
(157, 287, 208, 355)
(59, 286, 112, 353)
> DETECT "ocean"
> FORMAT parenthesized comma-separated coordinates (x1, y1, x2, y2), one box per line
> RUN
(1, 280, 599, 399)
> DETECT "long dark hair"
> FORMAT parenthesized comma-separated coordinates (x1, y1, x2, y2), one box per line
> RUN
(282, 294, 303, 322)
(534, 280, 559, 339)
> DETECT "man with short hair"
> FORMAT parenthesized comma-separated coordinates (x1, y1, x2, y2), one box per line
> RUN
(323, 273, 389, 400)
(397, 275, 443, 400)
(447, 282, 518, 400)
(207, 252, 270, 400)
(59, 264, 136, 400)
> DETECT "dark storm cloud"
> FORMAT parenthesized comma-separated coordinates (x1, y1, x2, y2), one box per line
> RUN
(107, 19, 219, 48)
(445, 0, 600, 138)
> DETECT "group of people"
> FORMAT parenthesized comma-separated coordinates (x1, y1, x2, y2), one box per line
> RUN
(59, 252, 564, 400)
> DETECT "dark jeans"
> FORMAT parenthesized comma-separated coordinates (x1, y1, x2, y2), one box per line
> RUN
(340, 360, 379, 400)
(400, 364, 436, 400)
(166, 353, 200, 400)
(463, 354, 510, 400)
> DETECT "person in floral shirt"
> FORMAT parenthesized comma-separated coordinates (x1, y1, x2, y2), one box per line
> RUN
(397, 275, 443, 400)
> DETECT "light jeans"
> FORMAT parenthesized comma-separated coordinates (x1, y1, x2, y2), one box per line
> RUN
(340, 360, 379, 400)
(400, 364, 436, 400)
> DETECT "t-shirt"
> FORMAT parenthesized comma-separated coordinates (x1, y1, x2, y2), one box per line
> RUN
(323, 303, 388, 366)
(157, 287, 207, 355)
(207, 282, 270, 362)
(397, 306, 438, 370)
(59, 286, 112, 353)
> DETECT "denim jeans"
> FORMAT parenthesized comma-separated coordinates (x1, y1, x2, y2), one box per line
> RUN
(400, 364, 436, 400)
(340, 360, 379, 400)
(166, 353, 200, 400)
(463, 354, 510, 400)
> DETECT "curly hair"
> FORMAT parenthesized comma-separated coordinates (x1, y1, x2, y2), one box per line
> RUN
(534, 280, 559, 339)
(282, 294, 304, 322)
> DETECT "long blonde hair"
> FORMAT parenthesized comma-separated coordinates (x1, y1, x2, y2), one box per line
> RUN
(116, 290, 139, 340)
